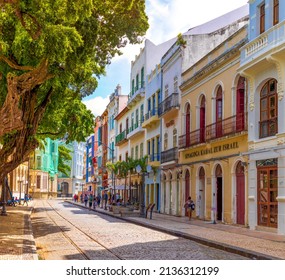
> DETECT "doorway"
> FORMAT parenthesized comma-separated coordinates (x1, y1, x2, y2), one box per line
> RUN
(236, 161, 245, 225)
(215, 165, 223, 221)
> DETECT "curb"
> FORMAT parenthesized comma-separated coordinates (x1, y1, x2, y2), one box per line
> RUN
(23, 204, 38, 260)
(67, 201, 280, 260)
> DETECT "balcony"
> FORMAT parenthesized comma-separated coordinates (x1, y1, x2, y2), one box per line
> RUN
(142, 107, 159, 128)
(205, 114, 247, 141)
(179, 114, 247, 149)
(115, 130, 128, 146)
(240, 21, 285, 67)
(128, 82, 145, 108)
(161, 147, 178, 164)
(179, 128, 205, 149)
(127, 121, 144, 139)
(158, 92, 179, 118)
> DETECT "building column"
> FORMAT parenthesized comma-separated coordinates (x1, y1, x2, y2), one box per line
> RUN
(248, 159, 257, 230)
(278, 154, 285, 235)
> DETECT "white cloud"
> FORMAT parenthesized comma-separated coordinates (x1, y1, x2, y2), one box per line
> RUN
(83, 96, 110, 117)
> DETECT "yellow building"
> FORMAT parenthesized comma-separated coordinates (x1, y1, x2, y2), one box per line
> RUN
(179, 25, 248, 225)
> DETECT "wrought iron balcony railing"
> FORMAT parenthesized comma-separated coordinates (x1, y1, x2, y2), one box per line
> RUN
(161, 147, 178, 164)
(179, 114, 247, 149)
(158, 92, 179, 117)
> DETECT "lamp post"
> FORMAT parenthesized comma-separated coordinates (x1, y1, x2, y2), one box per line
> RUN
(136, 164, 152, 217)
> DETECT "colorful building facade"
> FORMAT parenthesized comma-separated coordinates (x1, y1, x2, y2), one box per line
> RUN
(239, 0, 285, 234)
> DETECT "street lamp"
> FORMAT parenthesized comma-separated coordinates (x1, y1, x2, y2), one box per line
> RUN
(136, 164, 152, 217)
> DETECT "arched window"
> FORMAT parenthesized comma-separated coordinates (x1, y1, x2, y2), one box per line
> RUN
(164, 133, 168, 150)
(216, 86, 223, 137)
(173, 128, 177, 148)
(185, 104, 191, 147)
(260, 79, 278, 138)
(236, 77, 245, 131)
(200, 96, 206, 142)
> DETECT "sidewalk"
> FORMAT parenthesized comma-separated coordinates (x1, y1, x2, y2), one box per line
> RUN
(0, 201, 38, 260)
(1, 200, 285, 260)
(71, 201, 285, 260)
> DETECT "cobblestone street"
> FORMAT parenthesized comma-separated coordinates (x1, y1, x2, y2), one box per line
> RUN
(31, 200, 248, 260)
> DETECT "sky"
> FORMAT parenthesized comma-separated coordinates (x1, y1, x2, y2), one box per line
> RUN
(83, 0, 249, 117)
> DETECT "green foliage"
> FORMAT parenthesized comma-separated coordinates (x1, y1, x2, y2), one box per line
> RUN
(58, 145, 72, 177)
(176, 32, 186, 48)
(0, 0, 149, 143)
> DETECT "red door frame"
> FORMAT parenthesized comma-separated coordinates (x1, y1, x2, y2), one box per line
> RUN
(216, 86, 223, 138)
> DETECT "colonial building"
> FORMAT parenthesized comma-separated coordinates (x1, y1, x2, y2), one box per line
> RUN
(142, 64, 161, 211)
(29, 138, 59, 198)
(239, 0, 285, 234)
(57, 141, 85, 197)
(180, 21, 248, 224)
(160, 5, 249, 217)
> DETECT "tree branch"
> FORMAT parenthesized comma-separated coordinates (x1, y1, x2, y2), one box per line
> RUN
(0, 55, 34, 71)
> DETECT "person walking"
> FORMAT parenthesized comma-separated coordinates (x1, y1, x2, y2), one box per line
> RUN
(84, 194, 88, 207)
(103, 191, 108, 210)
(23, 193, 29, 206)
(184, 196, 195, 220)
(88, 193, 94, 208)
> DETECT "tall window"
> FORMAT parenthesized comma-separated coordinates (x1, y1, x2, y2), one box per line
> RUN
(173, 128, 177, 148)
(236, 77, 245, 131)
(185, 104, 191, 147)
(200, 96, 206, 142)
(164, 133, 168, 150)
(174, 76, 178, 93)
(260, 79, 278, 138)
(136, 74, 139, 91)
(141, 67, 144, 87)
(135, 145, 139, 160)
(260, 3, 265, 34)
(273, 0, 279, 25)
(140, 104, 144, 122)
(140, 143, 144, 158)
(216, 86, 223, 137)
(164, 84, 169, 98)
(132, 79, 135, 96)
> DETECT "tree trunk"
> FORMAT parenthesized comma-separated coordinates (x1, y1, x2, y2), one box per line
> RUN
(0, 59, 53, 206)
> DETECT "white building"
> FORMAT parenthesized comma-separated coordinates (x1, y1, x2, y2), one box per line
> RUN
(239, 0, 285, 234)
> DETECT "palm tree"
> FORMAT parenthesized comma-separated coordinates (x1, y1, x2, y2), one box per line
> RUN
(118, 160, 129, 205)
(106, 161, 120, 202)
(126, 157, 137, 203)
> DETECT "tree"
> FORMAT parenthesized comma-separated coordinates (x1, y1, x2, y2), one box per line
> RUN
(58, 145, 72, 177)
(106, 160, 121, 201)
(0, 1, 149, 192)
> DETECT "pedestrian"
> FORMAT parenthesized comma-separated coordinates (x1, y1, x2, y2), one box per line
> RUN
(97, 194, 101, 208)
(93, 197, 97, 209)
(23, 193, 29, 206)
(84, 194, 88, 207)
(103, 191, 108, 210)
(184, 196, 195, 220)
(88, 193, 94, 208)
